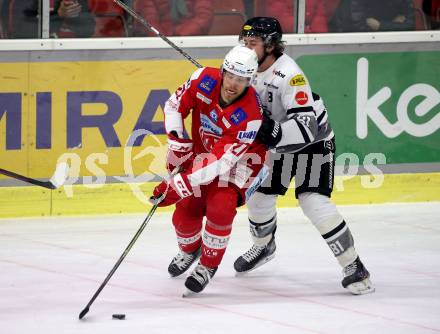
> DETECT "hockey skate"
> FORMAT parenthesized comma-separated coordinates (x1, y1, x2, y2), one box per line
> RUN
(168, 247, 201, 277)
(234, 237, 276, 273)
(342, 257, 375, 295)
(183, 263, 218, 296)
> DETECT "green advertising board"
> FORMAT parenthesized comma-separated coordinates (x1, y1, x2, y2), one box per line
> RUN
(297, 51, 440, 165)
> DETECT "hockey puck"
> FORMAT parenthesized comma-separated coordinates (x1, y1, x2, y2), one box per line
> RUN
(112, 314, 125, 320)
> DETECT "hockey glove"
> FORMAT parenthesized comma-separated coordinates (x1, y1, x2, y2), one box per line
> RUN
(150, 172, 192, 207)
(166, 132, 193, 173)
(257, 114, 282, 149)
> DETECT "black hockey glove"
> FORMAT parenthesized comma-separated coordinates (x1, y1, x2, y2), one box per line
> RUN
(257, 114, 282, 149)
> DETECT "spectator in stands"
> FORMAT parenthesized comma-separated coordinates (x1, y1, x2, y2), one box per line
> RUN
(132, 0, 213, 36)
(423, 0, 440, 29)
(254, 0, 328, 33)
(52, 0, 96, 37)
(304, 0, 329, 32)
(0, 0, 4, 37)
(0, 0, 5, 38)
(2, 0, 95, 38)
(88, 0, 127, 37)
(329, 0, 416, 32)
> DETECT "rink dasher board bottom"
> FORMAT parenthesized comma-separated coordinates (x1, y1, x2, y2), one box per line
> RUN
(0, 173, 439, 218)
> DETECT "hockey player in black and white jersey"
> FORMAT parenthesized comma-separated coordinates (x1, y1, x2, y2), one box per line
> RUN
(234, 17, 375, 295)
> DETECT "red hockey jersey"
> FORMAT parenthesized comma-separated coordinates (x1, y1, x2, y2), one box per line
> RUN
(163, 67, 268, 203)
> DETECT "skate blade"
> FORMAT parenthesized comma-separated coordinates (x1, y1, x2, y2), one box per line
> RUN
(347, 278, 375, 295)
(182, 288, 196, 298)
(234, 253, 276, 276)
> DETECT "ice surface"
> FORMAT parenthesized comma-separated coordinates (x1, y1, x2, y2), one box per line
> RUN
(1, 202, 439, 334)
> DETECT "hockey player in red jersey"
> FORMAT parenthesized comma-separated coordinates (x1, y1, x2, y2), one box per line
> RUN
(151, 46, 268, 295)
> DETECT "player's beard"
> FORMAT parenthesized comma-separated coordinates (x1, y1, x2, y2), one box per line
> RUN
(258, 50, 270, 66)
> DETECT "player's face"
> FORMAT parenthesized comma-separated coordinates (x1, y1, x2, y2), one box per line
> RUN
(240, 36, 265, 62)
(221, 71, 249, 104)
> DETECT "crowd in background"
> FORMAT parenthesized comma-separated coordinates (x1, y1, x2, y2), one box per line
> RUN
(0, 0, 439, 39)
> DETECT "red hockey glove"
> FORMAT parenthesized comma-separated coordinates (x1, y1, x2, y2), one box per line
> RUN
(150, 172, 193, 207)
(166, 133, 193, 173)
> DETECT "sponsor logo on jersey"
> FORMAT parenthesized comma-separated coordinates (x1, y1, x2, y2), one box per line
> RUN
(263, 82, 279, 89)
(200, 114, 222, 135)
(290, 74, 306, 86)
(196, 92, 212, 104)
(222, 117, 231, 128)
(254, 91, 263, 110)
(237, 130, 257, 142)
(254, 94, 264, 115)
(229, 108, 248, 125)
(200, 129, 221, 151)
(200, 114, 222, 150)
(295, 91, 309, 105)
(273, 70, 286, 78)
(209, 109, 218, 123)
(197, 75, 218, 95)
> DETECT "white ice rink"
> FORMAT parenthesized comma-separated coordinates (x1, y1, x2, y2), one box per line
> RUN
(1, 202, 439, 334)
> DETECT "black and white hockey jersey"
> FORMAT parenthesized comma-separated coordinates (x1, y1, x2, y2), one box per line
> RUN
(252, 54, 334, 154)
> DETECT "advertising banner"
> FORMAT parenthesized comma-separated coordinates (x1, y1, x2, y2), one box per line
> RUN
(1, 52, 439, 183)
(0, 59, 221, 181)
(297, 51, 440, 165)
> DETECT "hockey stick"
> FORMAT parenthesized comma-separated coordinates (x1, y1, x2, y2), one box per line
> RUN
(113, 0, 202, 69)
(0, 162, 69, 189)
(78, 166, 179, 320)
(78, 200, 159, 320)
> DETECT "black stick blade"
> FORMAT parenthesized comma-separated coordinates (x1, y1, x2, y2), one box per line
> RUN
(79, 307, 89, 320)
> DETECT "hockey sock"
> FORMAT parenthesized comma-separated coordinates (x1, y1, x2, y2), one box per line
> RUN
(201, 187, 237, 268)
(321, 220, 357, 267)
(172, 199, 204, 254)
(299, 192, 358, 267)
(250, 215, 277, 246)
(175, 230, 202, 254)
(201, 224, 231, 268)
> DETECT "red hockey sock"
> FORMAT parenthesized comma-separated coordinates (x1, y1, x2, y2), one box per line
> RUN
(200, 187, 238, 268)
(172, 197, 205, 253)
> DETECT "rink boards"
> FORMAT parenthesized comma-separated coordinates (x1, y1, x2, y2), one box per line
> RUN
(0, 173, 439, 217)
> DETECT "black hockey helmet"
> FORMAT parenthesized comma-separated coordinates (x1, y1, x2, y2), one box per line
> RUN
(240, 17, 283, 46)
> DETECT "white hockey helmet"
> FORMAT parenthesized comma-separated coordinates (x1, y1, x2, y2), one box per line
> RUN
(222, 45, 258, 79)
